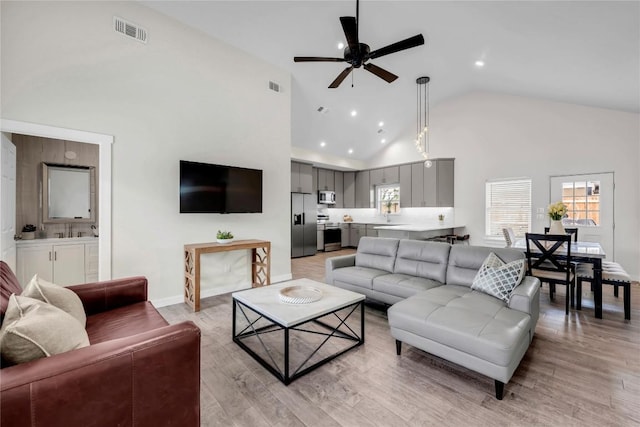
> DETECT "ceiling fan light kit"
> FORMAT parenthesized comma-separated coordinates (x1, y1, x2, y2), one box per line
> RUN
(293, 0, 424, 88)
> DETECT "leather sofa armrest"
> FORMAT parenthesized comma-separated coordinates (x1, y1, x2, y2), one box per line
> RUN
(67, 276, 148, 315)
(325, 254, 356, 284)
(1, 321, 200, 427)
(509, 276, 540, 326)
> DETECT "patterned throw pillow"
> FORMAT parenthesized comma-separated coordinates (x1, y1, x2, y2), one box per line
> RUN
(471, 253, 526, 302)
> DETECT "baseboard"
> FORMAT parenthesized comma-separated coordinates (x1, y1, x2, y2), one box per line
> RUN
(151, 273, 294, 308)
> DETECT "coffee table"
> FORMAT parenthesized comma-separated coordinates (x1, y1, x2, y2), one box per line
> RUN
(232, 278, 365, 385)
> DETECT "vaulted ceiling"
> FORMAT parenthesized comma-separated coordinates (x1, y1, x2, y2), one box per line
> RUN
(144, 1, 639, 161)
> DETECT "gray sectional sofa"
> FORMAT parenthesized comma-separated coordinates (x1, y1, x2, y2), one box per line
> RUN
(325, 237, 540, 400)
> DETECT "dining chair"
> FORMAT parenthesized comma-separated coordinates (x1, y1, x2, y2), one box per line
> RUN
(525, 233, 575, 315)
(544, 227, 578, 242)
(502, 227, 516, 248)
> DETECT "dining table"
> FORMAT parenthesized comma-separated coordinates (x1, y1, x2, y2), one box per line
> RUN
(513, 238, 607, 318)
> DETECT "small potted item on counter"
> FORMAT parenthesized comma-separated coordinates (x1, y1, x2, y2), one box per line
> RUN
(216, 230, 234, 244)
(21, 224, 37, 240)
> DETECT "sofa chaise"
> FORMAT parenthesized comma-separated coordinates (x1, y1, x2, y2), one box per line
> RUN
(325, 237, 540, 399)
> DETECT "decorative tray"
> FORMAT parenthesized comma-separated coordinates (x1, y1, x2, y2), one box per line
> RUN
(279, 285, 323, 304)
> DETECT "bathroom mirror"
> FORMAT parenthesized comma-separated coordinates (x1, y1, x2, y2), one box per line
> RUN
(42, 163, 96, 223)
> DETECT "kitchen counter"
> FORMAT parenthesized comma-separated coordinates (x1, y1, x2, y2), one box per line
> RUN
(374, 223, 465, 240)
(374, 223, 465, 231)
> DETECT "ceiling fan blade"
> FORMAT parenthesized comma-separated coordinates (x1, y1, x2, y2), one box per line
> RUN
(294, 57, 345, 62)
(367, 34, 425, 60)
(363, 63, 398, 83)
(340, 16, 359, 53)
(329, 66, 354, 88)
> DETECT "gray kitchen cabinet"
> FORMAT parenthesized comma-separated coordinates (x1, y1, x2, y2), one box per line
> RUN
(334, 171, 344, 208)
(437, 159, 455, 207)
(370, 166, 399, 186)
(411, 161, 437, 207)
(343, 172, 355, 208)
(366, 224, 378, 237)
(355, 170, 371, 208)
(349, 224, 365, 247)
(341, 223, 350, 247)
(399, 164, 412, 208)
(317, 168, 335, 191)
(291, 161, 313, 193)
(312, 167, 318, 194)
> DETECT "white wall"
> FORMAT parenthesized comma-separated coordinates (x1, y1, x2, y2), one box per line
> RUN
(1, 1, 292, 302)
(367, 92, 640, 279)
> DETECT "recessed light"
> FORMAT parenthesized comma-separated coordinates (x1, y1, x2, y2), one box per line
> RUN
(475, 60, 485, 67)
(381, 139, 386, 144)
(348, 149, 353, 154)
(320, 141, 326, 147)
(351, 110, 357, 117)
(378, 121, 384, 127)
(337, 42, 345, 50)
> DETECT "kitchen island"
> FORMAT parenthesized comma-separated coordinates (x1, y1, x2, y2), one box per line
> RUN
(374, 223, 466, 240)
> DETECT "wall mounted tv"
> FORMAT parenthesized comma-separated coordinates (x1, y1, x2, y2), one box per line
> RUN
(179, 160, 263, 214)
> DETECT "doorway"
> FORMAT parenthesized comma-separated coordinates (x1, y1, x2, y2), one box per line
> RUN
(550, 172, 614, 259)
(0, 119, 113, 280)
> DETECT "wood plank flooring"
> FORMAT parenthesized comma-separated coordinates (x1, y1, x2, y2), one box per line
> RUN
(159, 249, 640, 426)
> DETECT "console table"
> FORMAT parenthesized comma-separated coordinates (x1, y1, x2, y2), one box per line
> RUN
(184, 239, 271, 312)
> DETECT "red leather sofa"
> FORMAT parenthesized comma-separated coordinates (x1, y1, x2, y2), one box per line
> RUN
(0, 261, 201, 426)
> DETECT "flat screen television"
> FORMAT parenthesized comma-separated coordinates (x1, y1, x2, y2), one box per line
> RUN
(179, 160, 262, 213)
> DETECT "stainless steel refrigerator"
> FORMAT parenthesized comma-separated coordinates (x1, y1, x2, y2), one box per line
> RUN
(291, 193, 317, 258)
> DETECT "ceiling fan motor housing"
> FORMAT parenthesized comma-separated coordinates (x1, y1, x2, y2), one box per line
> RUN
(344, 43, 370, 67)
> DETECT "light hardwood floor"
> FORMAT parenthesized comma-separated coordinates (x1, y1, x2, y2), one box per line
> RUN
(159, 249, 640, 426)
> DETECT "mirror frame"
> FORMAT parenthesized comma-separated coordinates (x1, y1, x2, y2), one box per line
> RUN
(42, 162, 96, 224)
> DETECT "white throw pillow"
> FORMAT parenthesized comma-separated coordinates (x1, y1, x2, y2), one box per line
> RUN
(0, 294, 90, 365)
(22, 274, 86, 327)
(471, 253, 526, 302)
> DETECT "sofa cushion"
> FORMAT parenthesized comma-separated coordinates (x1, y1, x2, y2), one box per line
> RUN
(373, 274, 443, 299)
(387, 285, 531, 367)
(332, 266, 389, 290)
(355, 237, 399, 273)
(446, 246, 525, 288)
(394, 240, 451, 282)
(22, 274, 87, 327)
(471, 253, 526, 302)
(85, 301, 169, 344)
(0, 295, 89, 365)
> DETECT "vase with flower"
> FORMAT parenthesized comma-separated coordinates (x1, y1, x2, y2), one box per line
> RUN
(547, 201, 567, 234)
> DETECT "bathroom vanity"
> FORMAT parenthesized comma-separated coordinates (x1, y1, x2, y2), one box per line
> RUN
(15, 237, 98, 286)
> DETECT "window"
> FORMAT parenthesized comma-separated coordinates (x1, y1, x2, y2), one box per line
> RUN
(377, 185, 400, 215)
(560, 181, 600, 226)
(485, 178, 531, 237)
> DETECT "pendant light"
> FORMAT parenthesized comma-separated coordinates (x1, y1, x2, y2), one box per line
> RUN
(414, 76, 432, 168)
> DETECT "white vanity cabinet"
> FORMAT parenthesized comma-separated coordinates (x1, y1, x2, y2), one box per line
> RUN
(16, 238, 99, 286)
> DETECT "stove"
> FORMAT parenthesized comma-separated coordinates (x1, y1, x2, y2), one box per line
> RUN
(316, 216, 341, 251)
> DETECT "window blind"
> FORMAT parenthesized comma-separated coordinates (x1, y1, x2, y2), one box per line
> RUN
(485, 178, 532, 237)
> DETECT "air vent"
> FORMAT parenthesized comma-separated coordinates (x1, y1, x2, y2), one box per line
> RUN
(317, 106, 330, 114)
(269, 81, 281, 92)
(377, 128, 385, 134)
(114, 16, 147, 44)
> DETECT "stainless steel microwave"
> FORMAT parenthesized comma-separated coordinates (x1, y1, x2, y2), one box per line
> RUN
(318, 190, 336, 205)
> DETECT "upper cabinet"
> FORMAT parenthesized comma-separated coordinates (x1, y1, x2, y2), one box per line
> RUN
(317, 168, 335, 191)
(409, 159, 454, 207)
(436, 159, 455, 207)
(399, 164, 412, 208)
(291, 161, 313, 193)
(355, 170, 371, 208)
(343, 172, 356, 208)
(370, 166, 399, 186)
(334, 171, 344, 208)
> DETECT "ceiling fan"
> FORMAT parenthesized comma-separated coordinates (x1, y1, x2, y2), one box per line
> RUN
(293, 0, 424, 88)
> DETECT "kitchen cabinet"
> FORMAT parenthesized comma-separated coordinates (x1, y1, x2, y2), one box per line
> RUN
(343, 172, 355, 208)
(355, 171, 371, 208)
(411, 161, 437, 207)
(366, 224, 379, 238)
(16, 239, 99, 286)
(399, 164, 412, 208)
(370, 166, 399, 186)
(291, 161, 313, 193)
(334, 171, 344, 208)
(341, 223, 350, 247)
(317, 168, 335, 191)
(312, 167, 318, 194)
(436, 159, 455, 207)
(349, 224, 365, 247)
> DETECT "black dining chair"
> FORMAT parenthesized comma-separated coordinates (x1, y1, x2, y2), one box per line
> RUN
(544, 227, 578, 241)
(525, 233, 575, 315)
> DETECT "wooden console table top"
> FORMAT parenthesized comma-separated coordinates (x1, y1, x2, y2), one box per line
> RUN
(184, 239, 271, 312)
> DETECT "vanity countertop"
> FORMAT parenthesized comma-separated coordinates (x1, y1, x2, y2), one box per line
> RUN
(16, 236, 98, 246)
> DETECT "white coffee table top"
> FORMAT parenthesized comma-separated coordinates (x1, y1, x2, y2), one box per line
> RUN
(232, 278, 365, 327)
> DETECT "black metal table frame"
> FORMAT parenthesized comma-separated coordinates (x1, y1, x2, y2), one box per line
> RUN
(232, 298, 364, 385)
